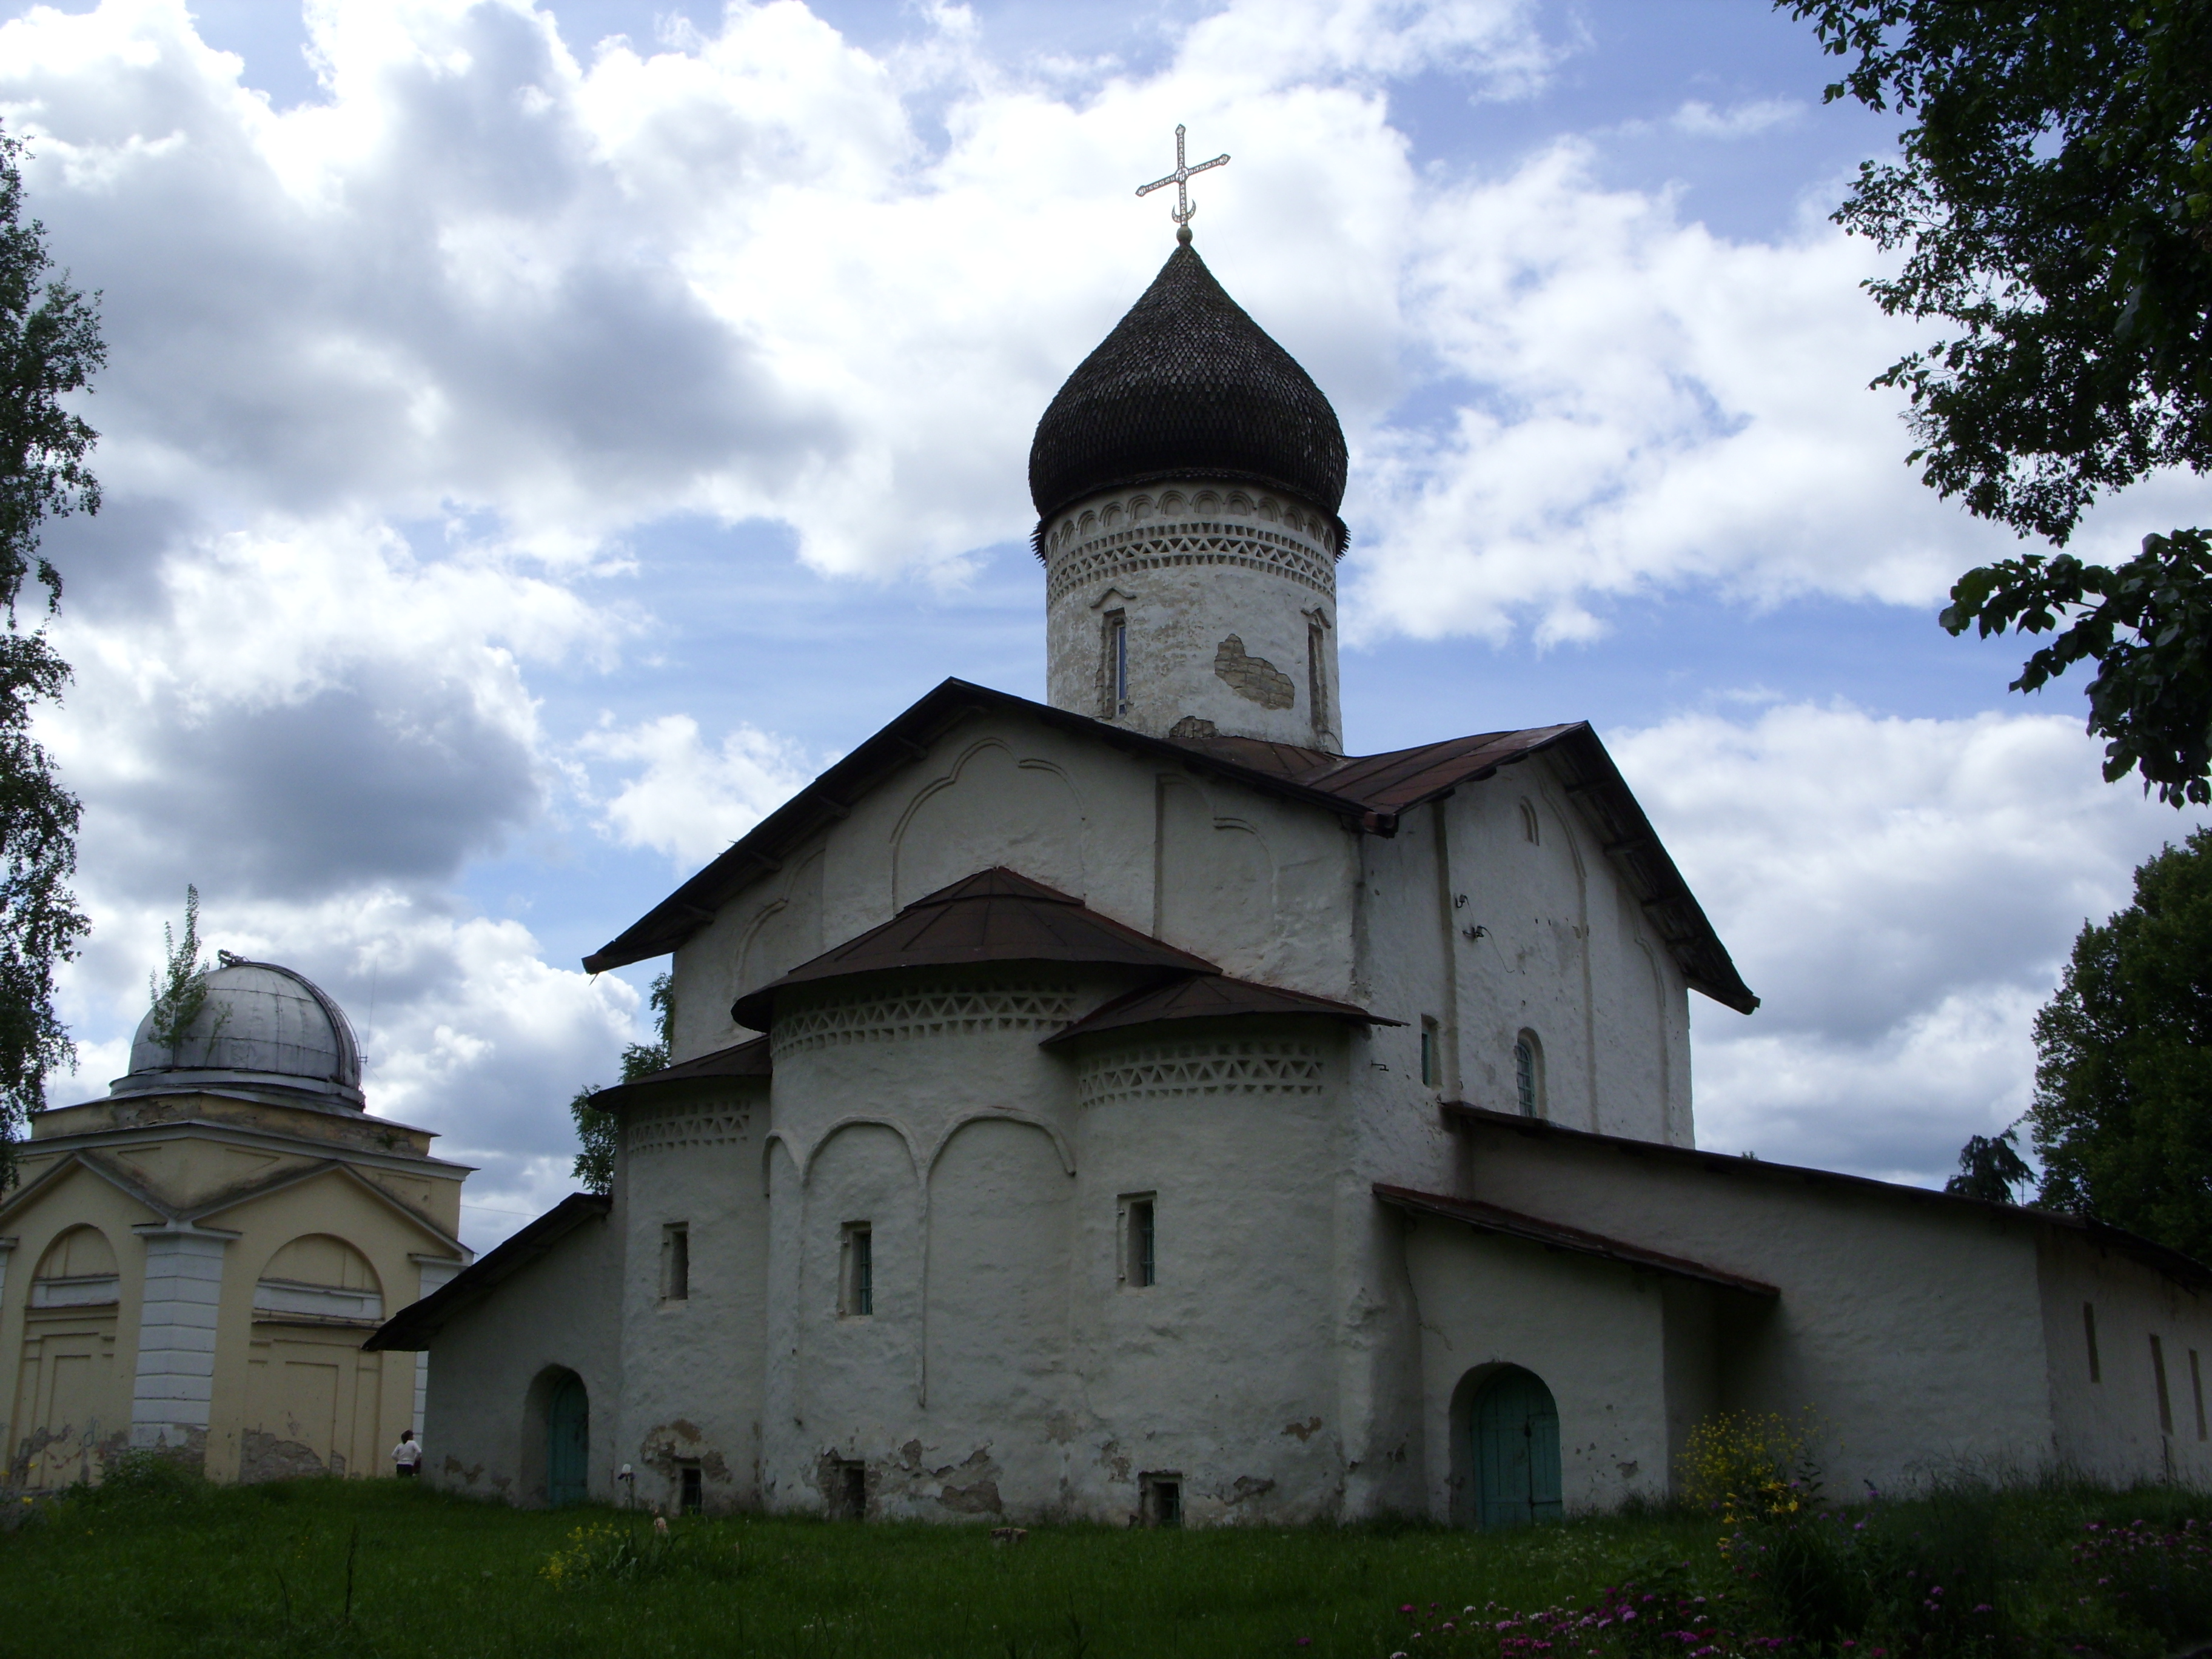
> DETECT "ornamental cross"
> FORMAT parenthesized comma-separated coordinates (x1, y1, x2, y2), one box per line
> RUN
(1136, 124, 1229, 231)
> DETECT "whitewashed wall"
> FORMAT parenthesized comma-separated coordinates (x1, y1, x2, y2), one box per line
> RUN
(420, 1212, 620, 1506)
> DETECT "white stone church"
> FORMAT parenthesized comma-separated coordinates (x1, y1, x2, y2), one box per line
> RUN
(369, 227, 2212, 1526)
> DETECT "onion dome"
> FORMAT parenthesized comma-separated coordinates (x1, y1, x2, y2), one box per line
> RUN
(114, 954, 364, 1108)
(1028, 240, 1348, 533)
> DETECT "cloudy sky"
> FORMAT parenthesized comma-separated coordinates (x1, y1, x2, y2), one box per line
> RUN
(2, 0, 2202, 1248)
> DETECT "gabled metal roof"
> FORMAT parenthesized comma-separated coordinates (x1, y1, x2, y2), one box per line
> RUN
(1041, 970, 1397, 1048)
(582, 678, 1755, 1015)
(730, 867, 1216, 1031)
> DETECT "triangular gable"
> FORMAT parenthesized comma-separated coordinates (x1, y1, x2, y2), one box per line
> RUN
(0, 1148, 180, 1231)
(187, 1159, 465, 1259)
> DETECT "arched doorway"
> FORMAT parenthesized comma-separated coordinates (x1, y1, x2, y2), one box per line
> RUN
(1471, 1366, 1562, 1528)
(547, 1373, 589, 1507)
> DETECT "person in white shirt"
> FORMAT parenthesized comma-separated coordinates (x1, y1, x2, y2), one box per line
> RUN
(392, 1430, 423, 1478)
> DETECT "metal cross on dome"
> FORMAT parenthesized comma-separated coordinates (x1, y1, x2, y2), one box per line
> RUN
(1137, 124, 1229, 233)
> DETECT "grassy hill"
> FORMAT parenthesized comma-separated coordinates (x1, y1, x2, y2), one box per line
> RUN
(4, 1464, 2211, 1657)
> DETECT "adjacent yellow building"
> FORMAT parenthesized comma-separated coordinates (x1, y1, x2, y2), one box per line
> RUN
(0, 956, 471, 1486)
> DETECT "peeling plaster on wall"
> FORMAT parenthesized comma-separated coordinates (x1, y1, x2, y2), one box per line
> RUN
(1213, 637, 1296, 709)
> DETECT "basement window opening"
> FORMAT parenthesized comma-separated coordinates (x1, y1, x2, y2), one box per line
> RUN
(834, 1459, 866, 1521)
(678, 1462, 702, 1515)
(2085, 1302, 2102, 1382)
(1140, 1472, 1182, 1528)
(2153, 1333, 2175, 1435)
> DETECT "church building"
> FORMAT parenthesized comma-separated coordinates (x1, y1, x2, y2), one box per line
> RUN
(3, 959, 469, 1486)
(370, 223, 2212, 1526)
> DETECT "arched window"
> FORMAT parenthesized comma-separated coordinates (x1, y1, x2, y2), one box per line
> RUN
(30, 1225, 118, 1307)
(1513, 1031, 1544, 1118)
(255, 1234, 383, 1324)
(1518, 799, 1541, 845)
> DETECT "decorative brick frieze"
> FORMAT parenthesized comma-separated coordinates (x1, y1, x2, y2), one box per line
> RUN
(627, 1102, 757, 1154)
(1047, 521, 1336, 608)
(771, 985, 1080, 1058)
(1076, 1039, 1327, 1107)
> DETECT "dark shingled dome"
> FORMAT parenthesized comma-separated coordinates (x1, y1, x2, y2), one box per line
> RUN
(1028, 241, 1348, 534)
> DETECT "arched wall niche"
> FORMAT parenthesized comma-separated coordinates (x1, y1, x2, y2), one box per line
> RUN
(1154, 774, 1274, 973)
(737, 848, 826, 999)
(892, 740, 1087, 908)
(254, 1233, 384, 1321)
(33, 1224, 118, 1290)
(923, 1117, 1073, 1426)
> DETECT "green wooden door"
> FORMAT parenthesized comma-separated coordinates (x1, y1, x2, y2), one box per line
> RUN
(1473, 1367, 1562, 1528)
(548, 1373, 589, 1507)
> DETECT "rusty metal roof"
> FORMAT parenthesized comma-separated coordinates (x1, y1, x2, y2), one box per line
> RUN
(730, 867, 1216, 1031)
(1373, 1182, 1778, 1297)
(588, 1036, 770, 1113)
(583, 678, 1755, 1016)
(1042, 971, 1398, 1047)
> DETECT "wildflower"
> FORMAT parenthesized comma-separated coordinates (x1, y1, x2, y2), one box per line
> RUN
(1295, 1641, 1312, 1649)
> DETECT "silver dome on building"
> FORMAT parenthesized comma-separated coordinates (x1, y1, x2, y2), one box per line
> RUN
(113, 954, 364, 1108)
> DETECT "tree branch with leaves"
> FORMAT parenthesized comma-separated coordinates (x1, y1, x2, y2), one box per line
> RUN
(1785, 0, 2212, 804)
(571, 971, 674, 1196)
(0, 120, 98, 1187)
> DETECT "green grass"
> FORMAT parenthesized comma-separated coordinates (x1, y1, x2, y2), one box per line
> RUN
(2, 1473, 2211, 1658)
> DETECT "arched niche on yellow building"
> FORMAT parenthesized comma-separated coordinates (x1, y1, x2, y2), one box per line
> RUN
(242, 1233, 391, 1483)
(10, 1225, 124, 1489)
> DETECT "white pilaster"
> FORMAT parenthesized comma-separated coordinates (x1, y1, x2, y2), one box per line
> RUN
(409, 1255, 466, 1439)
(129, 1224, 235, 1453)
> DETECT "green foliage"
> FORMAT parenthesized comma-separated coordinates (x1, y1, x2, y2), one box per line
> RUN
(0, 124, 95, 1083)
(147, 884, 212, 1053)
(1946, 1125, 2037, 1203)
(1678, 1409, 1821, 1524)
(0, 119, 95, 1189)
(540, 1514, 736, 1589)
(1784, 1, 2212, 805)
(78, 1447, 215, 1507)
(569, 971, 673, 1196)
(2028, 829, 2212, 1256)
